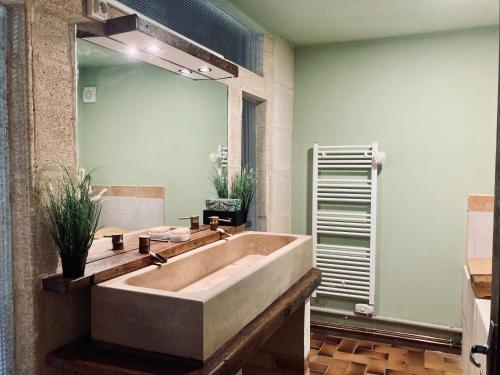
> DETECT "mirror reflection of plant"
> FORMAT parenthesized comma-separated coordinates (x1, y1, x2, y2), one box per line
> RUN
(230, 167, 256, 214)
(42, 168, 105, 256)
(209, 166, 229, 199)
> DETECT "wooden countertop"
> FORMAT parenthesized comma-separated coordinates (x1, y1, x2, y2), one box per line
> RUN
(42, 224, 246, 294)
(46, 268, 321, 375)
(467, 257, 492, 299)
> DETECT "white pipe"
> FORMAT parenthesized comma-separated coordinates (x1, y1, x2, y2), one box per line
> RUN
(318, 287, 369, 296)
(318, 188, 371, 192)
(317, 179, 371, 183)
(318, 198, 371, 203)
(318, 225, 370, 232)
(318, 230, 370, 236)
(318, 145, 372, 149)
(320, 271, 370, 280)
(322, 277, 370, 286)
(317, 215, 371, 221)
(318, 155, 372, 159)
(321, 282, 370, 291)
(317, 244, 371, 251)
(318, 165, 372, 169)
(317, 254, 369, 262)
(310, 306, 462, 334)
(317, 221, 371, 227)
(320, 274, 370, 282)
(317, 249, 369, 258)
(319, 160, 372, 164)
(317, 291, 369, 299)
(318, 193, 371, 198)
(319, 262, 367, 269)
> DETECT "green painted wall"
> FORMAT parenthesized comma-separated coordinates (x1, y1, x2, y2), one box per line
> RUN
(77, 63, 227, 227)
(293, 27, 499, 327)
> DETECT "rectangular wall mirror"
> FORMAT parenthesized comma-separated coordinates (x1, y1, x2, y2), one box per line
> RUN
(76, 38, 228, 235)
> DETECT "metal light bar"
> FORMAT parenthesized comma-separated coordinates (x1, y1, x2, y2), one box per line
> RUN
(78, 14, 238, 80)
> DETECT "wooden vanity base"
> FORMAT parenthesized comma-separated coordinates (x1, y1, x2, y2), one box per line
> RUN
(46, 268, 321, 375)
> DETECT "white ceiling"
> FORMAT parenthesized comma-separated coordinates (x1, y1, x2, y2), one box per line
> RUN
(228, 0, 499, 45)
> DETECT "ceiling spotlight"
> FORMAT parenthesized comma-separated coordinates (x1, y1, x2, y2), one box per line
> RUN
(178, 69, 192, 75)
(147, 44, 160, 53)
(126, 47, 138, 55)
(198, 66, 212, 73)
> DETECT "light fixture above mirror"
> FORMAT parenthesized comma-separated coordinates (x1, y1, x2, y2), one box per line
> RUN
(77, 14, 239, 80)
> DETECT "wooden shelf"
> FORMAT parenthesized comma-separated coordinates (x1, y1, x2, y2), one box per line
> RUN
(467, 257, 492, 299)
(46, 268, 321, 375)
(42, 225, 246, 294)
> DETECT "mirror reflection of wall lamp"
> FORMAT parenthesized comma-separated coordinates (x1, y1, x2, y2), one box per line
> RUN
(77, 11, 239, 81)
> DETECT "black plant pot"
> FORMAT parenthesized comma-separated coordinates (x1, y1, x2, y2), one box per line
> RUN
(203, 209, 248, 227)
(61, 252, 88, 278)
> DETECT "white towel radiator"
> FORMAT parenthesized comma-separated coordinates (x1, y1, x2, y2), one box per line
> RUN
(312, 143, 383, 305)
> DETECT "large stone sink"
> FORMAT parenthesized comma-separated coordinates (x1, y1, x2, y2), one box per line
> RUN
(91, 231, 312, 362)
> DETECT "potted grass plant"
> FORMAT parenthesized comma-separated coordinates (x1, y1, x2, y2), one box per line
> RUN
(42, 168, 105, 277)
(206, 166, 242, 212)
(230, 167, 256, 221)
(205, 165, 256, 226)
(206, 151, 242, 213)
(209, 166, 229, 199)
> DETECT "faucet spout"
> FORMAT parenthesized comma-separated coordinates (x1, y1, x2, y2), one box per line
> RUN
(149, 251, 168, 265)
(216, 228, 232, 240)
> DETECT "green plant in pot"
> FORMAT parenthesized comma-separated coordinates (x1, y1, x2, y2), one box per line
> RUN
(209, 166, 228, 199)
(230, 167, 256, 220)
(42, 168, 105, 278)
(207, 164, 242, 212)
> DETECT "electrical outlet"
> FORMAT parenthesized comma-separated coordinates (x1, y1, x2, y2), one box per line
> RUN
(87, 0, 109, 22)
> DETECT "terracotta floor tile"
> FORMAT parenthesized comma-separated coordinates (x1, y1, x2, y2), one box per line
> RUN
(407, 351, 425, 366)
(329, 359, 349, 369)
(315, 355, 336, 367)
(344, 362, 367, 375)
(367, 358, 387, 375)
(312, 339, 325, 350)
(424, 351, 444, 370)
(357, 340, 375, 350)
(354, 348, 389, 360)
(311, 361, 329, 374)
(333, 351, 369, 364)
(308, 331, 461, 375)
(338, 339, 358, 354)
(319, 343, 339, 357)
(326, 367, 346, 375)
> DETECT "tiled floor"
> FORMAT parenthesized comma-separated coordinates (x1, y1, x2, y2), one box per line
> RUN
(309, 332, 462, 375)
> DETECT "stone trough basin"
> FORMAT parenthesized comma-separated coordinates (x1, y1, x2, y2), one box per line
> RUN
(91, 231, 313, 363)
